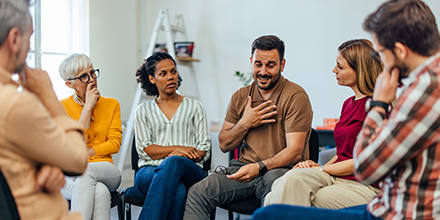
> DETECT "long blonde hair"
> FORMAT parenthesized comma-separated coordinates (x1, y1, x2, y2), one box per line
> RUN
(338, 39, 383, 97)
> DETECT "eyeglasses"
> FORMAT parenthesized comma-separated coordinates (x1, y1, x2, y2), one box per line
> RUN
(68, 69, 100, 83)
(214, 165, 237, 175)
(370, 48, 385, 63)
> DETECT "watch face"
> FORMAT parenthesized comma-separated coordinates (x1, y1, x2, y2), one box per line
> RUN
(258, 161, 267, 175)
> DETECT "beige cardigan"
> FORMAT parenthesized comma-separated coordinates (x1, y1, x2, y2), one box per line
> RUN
(0, 67, 88, 220)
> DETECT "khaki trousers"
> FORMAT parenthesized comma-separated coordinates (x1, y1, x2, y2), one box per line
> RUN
(264, 168, 380, 209)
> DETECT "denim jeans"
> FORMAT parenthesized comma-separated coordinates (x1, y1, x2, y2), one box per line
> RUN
(134, 156, 205, 220)
(252, 204, 382, 220)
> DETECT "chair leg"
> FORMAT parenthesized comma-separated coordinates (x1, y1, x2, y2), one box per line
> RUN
(125, 203, 131, 220)
(228, 210, 234, 220)
(119, 191, 125, 220)
(210, 207, 216, 220)
(117, 202, 124, 220)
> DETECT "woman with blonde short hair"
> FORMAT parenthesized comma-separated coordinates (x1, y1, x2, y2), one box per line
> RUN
(59, 53, 122, 220)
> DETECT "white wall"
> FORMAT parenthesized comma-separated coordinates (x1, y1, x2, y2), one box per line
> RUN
(89, 0, 138, 123)
(90, 0, 440, 129)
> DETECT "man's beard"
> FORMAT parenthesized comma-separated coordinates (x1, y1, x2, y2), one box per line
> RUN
(254, 71, 281, 90)
(14, 49, 26, 74)
(392, 54, 410, 81)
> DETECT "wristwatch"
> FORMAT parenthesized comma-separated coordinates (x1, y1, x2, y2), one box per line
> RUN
(365, 98, 390, 114)
(257, 161, 268, 175)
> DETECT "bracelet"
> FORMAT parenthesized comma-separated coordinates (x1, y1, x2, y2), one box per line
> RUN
(320, 166, 324, 172)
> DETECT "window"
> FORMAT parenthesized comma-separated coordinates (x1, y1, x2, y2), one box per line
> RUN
(28, 0, 89, 99)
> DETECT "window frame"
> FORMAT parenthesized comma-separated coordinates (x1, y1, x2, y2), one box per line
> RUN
(28, 0, 89, 99)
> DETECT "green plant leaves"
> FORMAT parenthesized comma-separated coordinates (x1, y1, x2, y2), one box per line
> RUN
(235, 71, 252, 86)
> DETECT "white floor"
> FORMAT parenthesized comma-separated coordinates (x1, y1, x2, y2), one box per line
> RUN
(110, 205, 252, 220)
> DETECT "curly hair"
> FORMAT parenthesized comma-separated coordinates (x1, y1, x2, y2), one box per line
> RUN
(136, 52, 182, 97)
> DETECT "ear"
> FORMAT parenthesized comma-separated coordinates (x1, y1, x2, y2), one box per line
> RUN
(394, 42, 408, 60)
(148, 75, 156, 85)
(65, 80, 74, 89)
(250, 55, 253, 64)
(7, 27, 21, 54)
(280, 59, 286, 72)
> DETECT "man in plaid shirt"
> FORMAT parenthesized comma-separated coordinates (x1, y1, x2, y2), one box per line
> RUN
(252, 0, 440, 219)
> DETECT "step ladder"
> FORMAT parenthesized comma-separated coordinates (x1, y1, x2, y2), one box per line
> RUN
(117, 9, 198, 171)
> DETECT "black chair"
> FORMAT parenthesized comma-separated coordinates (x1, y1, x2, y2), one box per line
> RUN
(120, 134, 212, 220)
(113, 191, 124, 220)
(0, 168, 20, 220)
(211, 128, 320, 220)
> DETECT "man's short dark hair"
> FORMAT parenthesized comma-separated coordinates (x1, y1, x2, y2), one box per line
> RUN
(363, 0, 440, 57)
(251, 35, 285, 62)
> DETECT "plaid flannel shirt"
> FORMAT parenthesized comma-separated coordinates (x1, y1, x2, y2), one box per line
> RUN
(354, 52, 440, 220)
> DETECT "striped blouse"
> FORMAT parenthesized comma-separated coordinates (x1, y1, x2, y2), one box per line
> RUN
(135, 97, 211, 169)
(354, 52, 440, 220)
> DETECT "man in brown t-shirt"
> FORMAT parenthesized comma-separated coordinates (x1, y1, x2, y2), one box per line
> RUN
(184, 35, 313, 220)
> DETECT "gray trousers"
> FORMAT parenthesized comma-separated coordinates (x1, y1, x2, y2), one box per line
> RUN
(183, 159, 289, 220)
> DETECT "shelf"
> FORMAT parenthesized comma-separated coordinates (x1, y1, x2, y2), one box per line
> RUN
(176, 57, 200, 62)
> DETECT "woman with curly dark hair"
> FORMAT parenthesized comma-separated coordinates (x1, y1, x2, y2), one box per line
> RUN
(134, 52, 211, 220)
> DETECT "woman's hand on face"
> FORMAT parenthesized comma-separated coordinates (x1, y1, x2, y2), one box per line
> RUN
(84, 83, 100, 109)
(174, 146, 201, 162)
(292, 160, 319, 169)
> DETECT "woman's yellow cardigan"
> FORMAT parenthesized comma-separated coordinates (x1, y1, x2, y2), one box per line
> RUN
(61, 95, 122, 164)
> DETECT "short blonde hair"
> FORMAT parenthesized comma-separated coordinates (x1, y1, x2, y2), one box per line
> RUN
(338, 39, 383, 97)
(59, 53, 93, 81)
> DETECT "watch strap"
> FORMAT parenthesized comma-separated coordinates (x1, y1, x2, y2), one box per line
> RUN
(257, 161, 268, 175)
(370, 100, 390, 114)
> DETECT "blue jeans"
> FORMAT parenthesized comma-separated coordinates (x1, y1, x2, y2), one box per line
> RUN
(134, 156, 205, 220)
(252, 204, 383, 220)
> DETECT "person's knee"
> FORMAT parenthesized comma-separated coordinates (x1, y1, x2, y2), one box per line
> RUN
(95, 182, 110, 201)
(263, 169, 288, 185)
(161, 155, 189, 167)
(175, 183, 187, 201)
(274, 169, 314, 186)
(187, 180, 206, 201)
(186, 174, 221, 204)
(261, 169, 289, 193)
(312, 187, 355, 209)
